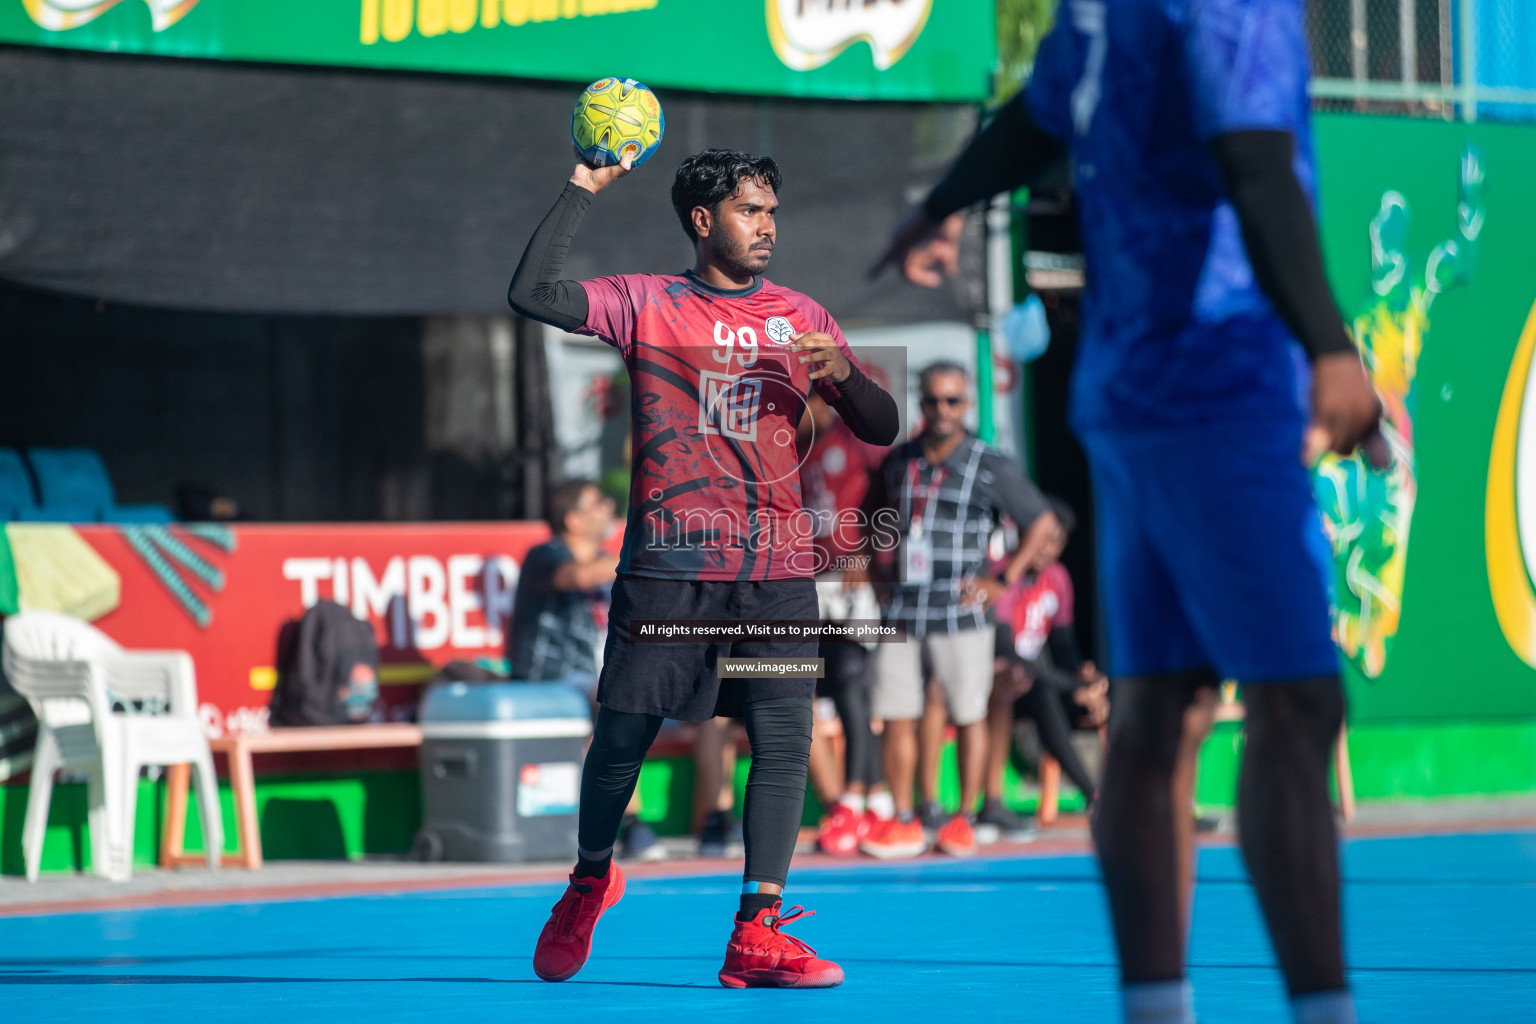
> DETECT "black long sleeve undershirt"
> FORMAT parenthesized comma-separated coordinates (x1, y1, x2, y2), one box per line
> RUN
(922, 99, 1069, 221)
(507, 182, 593, 332)
(509, 183, 899, 446)
(1209, 131, 1354, 360)
(828, 362, 901, 447)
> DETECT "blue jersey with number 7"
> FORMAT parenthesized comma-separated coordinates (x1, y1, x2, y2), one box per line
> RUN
(1025, 0, 1317, 432)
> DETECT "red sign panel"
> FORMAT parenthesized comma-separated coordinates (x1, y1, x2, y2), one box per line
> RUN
(3, 522, 566, 737)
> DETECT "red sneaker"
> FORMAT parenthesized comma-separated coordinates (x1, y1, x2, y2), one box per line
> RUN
(718, 902, 844, 989)
(935, 815, 977, 857)
(817, 802, 863, 856)
(859, 815, 927, 859)
(532, 863, 626, 982)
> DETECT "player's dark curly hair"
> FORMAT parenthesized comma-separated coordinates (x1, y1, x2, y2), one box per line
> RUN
(671, 149, 782, 241)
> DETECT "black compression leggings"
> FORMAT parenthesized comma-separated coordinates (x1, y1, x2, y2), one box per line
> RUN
(1015, 684, 1097, 800)
(577, 697, 813, 888)
(821, 641, 882, 789)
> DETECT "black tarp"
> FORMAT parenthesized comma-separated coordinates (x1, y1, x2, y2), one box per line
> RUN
(0, 45, 984, 322)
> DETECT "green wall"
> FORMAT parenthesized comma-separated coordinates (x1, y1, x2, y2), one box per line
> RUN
(0, 772, 420, 875)
(6, 717, 1531, 874)
(1313, 114, 1536, 723)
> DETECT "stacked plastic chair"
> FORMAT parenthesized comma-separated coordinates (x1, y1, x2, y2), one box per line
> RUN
(0, 448, 39, 520)
(24, 448, 173, 523)
(2, 610, 222, 881)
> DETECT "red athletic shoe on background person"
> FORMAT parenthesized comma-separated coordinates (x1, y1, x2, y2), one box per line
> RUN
(816, 801, 869, 856)
(718, 902, 845, 988)
(532, 863, 627, 982)
(859, 815, 927, 859)
(935, 814, 978, 857)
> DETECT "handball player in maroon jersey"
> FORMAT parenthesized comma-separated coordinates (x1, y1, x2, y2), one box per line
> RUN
(509, 147, 899, 987)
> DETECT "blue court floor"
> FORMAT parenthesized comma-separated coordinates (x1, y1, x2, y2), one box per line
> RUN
(2, 831, 1533, 1023)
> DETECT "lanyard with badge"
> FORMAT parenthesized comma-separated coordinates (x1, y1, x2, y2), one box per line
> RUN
(905, 459, 946, 586)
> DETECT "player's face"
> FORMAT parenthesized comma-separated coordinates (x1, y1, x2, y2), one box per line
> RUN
(705, 178, 778, 278)
(919, 372, 969, 439)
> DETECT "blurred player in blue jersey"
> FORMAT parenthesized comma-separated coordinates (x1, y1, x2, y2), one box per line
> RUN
(875, 2, 1381, 1023)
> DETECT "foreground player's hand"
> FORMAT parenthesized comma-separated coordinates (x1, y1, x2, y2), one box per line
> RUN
(793, 332, 851, 382)
(570, 152, 634, 195)
(1307, 350, 1388, 468)
(870, 209, 964, 287)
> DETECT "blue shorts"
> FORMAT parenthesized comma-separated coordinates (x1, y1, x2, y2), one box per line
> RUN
(1081, 423, 1338, 683)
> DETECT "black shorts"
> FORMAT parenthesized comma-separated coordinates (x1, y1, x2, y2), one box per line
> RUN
(596, 575, 819, 722)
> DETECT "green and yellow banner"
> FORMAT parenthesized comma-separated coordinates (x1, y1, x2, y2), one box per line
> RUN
(0, 0, 996, 101)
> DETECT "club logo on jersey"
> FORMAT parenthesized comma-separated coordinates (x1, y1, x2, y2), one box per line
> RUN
(699, 371, 763, 442)
(22, 0, 200, 33)
(765, 316, 796, 346)
(766, 0, 932, 72)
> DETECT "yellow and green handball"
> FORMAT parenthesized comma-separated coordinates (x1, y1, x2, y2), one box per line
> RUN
(571, 77, 665, 168)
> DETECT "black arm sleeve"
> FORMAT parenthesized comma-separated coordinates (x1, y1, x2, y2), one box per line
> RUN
(507, 182, 594, 332)
(1019, 655, 1082, 695)
(828, 362, 901, 446)
(923, 98, 1070, 220)
(1044, 625, 1084, 674)
(1209, 131, 1353, 360)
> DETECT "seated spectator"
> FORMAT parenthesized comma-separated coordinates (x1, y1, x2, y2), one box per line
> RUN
(980, 500, 1106, 836)
(508, 479, 617, 685)
(509, 479, 661, 860)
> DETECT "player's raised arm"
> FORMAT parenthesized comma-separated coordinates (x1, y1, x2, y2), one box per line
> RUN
(506, 155, 633, 331)
(871, 99, 1068, 286)
(1208, 131, 1384, 464)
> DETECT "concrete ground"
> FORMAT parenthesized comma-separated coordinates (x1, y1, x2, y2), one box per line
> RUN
(3, 796, 1533, 917)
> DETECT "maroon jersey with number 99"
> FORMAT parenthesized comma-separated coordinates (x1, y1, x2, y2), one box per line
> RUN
(578, 270, 862, 581)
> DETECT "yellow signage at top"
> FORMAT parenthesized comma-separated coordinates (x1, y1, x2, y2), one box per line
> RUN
(360, 0, 659, 45)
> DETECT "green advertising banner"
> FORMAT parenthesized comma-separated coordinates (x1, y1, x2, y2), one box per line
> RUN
(1312, 112, 1536, 723)
(0, 0, 995, 101)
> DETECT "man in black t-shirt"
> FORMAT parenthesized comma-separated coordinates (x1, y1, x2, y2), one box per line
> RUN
(508, 480, 618, 683)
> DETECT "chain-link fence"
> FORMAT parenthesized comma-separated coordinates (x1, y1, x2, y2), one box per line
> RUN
(1308, 0, 1536, 121)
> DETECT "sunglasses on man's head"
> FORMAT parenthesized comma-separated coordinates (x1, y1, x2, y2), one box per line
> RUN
(921, 395, 965, 408)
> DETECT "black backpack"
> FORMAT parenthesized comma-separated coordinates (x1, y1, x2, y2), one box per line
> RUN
(269, 600, 380, 727)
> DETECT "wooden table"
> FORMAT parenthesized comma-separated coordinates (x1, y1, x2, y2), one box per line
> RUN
(160, 724, 424, 870)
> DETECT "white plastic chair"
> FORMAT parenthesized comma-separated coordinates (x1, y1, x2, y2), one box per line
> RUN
(2, 610, 222, 881)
